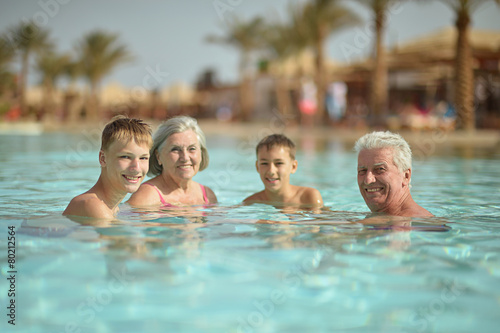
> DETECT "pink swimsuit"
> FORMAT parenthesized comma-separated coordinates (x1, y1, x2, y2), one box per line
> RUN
(143, 183, 209, 207)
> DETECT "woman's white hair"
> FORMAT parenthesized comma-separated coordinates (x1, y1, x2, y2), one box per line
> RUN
(354, 131, 412, 172)
(149, 116, 209, 176)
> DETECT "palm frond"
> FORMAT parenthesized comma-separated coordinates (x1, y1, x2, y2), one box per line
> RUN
(76, 30, 133, 86)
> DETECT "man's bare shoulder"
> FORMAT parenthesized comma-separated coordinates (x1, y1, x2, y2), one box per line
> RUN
(63, 193, 113, 219)
(243, 191, 266, 204)
(406, 205, 434, 218)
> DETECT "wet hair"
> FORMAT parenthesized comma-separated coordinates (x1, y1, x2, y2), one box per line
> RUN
(100, 115, 153, 151)
(256, 134, 296, 160)
(149, 116, 209, 176)
(354, 131, 412, 172)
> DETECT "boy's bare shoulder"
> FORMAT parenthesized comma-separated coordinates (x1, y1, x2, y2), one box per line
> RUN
(63, 192, 114, 219)
(243, 191, 267, 204)
(297, 186, 323, 206)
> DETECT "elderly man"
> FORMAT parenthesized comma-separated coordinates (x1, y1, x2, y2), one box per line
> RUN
(354, 131, 433, 217)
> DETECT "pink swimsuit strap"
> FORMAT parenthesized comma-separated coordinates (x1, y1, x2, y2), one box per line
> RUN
(143, 183, 174, 207)
(144, 183, 209, 206)
(200, 184, 209, 204)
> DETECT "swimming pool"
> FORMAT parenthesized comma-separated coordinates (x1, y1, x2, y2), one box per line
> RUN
(1, 131, 499, 333)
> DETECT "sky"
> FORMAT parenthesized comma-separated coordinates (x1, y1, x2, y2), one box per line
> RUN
(1, 0, 499, 90)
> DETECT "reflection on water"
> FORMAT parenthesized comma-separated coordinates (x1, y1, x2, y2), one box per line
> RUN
(15, 207, 451, 262)
(7, 203, 499, 332)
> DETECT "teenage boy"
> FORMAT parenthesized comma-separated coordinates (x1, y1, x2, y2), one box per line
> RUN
(63, 116, 153, 218)
(243, 134, 323, 207)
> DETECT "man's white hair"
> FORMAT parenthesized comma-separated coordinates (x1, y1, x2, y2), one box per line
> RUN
(354, 131, 412, 172)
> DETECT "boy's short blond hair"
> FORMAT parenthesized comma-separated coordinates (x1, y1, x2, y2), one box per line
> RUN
(256, 134, 296, 160)
(101, 115, 153, 151)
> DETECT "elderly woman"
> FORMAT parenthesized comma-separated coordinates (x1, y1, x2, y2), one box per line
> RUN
(128, 116, 217, 207)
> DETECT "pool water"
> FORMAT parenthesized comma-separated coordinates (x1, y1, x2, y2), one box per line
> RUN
(1, 132, 500, 333)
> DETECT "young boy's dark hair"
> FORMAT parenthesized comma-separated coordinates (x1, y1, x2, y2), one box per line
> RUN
(256, 134, 296, 160)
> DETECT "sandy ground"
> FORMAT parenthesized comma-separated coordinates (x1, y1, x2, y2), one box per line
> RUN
(1, 119, 500, 152)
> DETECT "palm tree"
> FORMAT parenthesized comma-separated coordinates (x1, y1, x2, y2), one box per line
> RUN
(76, 30, 133, 120)
(262, 22, 299, 119)
(293, 0, 360, 124)
(0, 34, 15, 71)
(35, 51, 70, 120)
(61, 57, 83, 123)
(206, 16, 265, 121)
(0, 34, 16, 98)
(440, 0, 499, 131)
(8, 20, 52, 117)
(260, 16, 305, 120)
(356, 0, 403, 128)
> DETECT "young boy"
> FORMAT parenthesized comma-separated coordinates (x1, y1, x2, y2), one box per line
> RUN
(243, 134, 323, 207)
(63, 116, 153, 219)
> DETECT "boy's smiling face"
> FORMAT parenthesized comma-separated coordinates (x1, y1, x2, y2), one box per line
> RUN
(256, 145, 298, 192)
(100, 139, 150, 194)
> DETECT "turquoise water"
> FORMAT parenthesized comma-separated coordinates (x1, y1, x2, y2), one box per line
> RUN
(1, 132, 500, 333)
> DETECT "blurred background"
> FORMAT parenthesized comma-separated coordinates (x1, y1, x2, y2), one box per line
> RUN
(0, 0, 499, 131)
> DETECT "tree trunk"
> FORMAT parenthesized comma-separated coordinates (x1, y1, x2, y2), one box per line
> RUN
(239, 78, 253, 122)
(19, 51, 29, 117)
(65, 89, 82, 124)
(370, 5, 388, 128)
(314, 25, 327, 125)
(454, 9, 475, 131)
(87, 82, 100, 121)
(275, 75, 292, 120)
(239, 52, 253, 122)
(41, 80, 55, 122)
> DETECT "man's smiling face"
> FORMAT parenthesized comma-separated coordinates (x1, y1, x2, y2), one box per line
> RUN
(357, 147, 411, 213)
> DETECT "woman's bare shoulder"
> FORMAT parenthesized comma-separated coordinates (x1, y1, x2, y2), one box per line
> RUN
(127, 182, 161, 207)
(202, 185, 218, 204)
